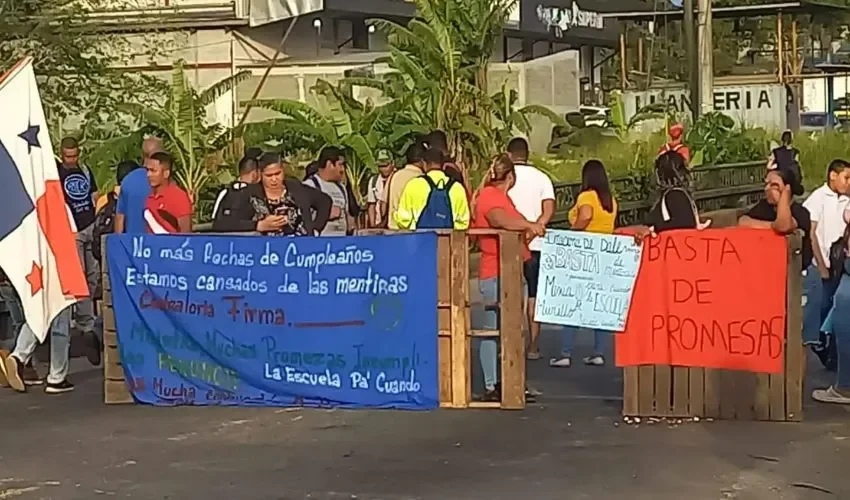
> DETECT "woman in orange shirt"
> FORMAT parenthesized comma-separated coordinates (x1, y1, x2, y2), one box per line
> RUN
(473, 154, 545, 402)
(550, 160, 618, 368)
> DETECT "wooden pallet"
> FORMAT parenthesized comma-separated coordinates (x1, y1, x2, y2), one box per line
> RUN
(622, 233, 804, 421)
(435, 230, 525, 409)
(101, 238, 134, 404)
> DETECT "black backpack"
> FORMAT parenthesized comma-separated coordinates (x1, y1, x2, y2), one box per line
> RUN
(92, 191, 118, 262)
(828, 224, 850, 285)
(212, 183, 249, 230)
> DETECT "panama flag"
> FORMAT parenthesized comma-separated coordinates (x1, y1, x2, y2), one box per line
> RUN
(0, 58, 88, 342)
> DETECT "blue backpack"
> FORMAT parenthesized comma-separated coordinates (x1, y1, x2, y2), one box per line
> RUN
(416, 175, 455, 229)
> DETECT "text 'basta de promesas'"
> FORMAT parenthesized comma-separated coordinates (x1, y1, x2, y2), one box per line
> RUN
(123, 236, 410, 298)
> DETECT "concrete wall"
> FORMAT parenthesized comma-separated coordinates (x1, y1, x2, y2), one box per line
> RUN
(83, 23, 581, 152)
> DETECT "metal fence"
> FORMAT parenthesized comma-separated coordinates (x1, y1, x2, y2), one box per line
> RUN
(551, 161, 766, 227)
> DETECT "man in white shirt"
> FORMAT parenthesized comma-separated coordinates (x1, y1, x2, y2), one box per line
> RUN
(802, 159, 850, 354)
(506, 137, 556, 360)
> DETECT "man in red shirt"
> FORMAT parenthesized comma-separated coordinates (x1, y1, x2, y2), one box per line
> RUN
(657, 123, 690, 165)
(144, 152, 193, 234)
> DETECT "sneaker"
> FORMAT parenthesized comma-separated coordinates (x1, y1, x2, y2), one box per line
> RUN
(86, 332, 102, 367)
(583, 355, 605, 366)
(3, 355, 26, 392)
(549, 356, 571, 367)
(481, 387, 500, 402)
(44, 380, 75, 394)
(526, 351, 542, 361)
(812, 385, 850, 404)
(22, 362, 44, 386)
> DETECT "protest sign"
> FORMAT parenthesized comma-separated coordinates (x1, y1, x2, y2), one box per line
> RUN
(615, 228, 787, 373)
(107, 233, 438, 409)
(534, 230, 643, 331)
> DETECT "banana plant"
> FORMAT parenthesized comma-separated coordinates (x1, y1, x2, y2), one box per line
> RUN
(116, 60, 251, 208)
(609, 90, 672, 140)
(548, 91, 672, 152)
(371, 0, 518, 174)
(250, 78, 427, 199)
(491, 82, 566, 149)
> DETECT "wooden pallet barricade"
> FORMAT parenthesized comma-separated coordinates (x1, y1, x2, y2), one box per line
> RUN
(622, 208, 804, 421)
(435, 229, 526, 410)
(102, 230, 527, 410)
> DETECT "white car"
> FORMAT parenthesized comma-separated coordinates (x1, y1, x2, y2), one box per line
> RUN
(579, 106, 610, 127)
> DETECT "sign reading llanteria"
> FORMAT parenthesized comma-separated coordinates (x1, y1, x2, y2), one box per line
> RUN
(536, 2, 604, 37)
(623, 84, 787, 131)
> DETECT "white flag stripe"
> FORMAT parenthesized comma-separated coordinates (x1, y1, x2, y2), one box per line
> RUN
(0, 58, 83, 342)
(144, 209, 170, 234)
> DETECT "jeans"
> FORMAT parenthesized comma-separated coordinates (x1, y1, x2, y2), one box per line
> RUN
(560, 326, 606, 357)
(827, 259, 850, 390)
(0, 283, 24, 351)
(802, 263, 838, 345)
(12, 306, 72, 384)
(477, 278, 499, 390)
(75, 223, 100, 332)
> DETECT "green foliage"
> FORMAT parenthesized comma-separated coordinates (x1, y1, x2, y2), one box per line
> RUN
(86, 61, 250, 218)
(491, 82, 566, 150)
(685, 112, 767, 166)
(538, 121, 850, 197)
(250, 77, 429, 199)
(373, 0, 522, 172)
(0, 0, 170, 126)
(794, 132, 850, 190)
(609, 90, 672, 137)
(547, 91, 670, 153)
(243, 0, 563, 192)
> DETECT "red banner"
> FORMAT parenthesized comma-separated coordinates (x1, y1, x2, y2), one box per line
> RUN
(615, 228, 788, 374)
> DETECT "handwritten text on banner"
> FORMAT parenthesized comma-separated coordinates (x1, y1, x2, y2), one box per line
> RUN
(106, 233, 438, 409)
(615, 228, 787, 374)
(534, 230, 643, 331)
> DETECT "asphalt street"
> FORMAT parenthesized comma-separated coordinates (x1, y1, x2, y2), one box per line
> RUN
(1, 329, 849, 500)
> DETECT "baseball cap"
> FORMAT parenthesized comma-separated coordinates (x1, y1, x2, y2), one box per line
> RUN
(376, 150, 392, 165)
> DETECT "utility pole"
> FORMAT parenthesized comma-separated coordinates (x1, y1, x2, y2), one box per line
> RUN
(697, 0, 713, 115)
(683, 0, 699, 123)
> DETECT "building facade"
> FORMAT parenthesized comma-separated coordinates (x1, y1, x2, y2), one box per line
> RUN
(88, 0, 648, 151)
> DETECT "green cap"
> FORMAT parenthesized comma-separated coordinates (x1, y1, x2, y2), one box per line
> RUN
(376, 150, 392, 164)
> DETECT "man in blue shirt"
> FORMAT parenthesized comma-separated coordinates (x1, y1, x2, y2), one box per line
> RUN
(115, 137, 158, 234)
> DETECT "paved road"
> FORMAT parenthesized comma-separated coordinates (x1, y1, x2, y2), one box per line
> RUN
(1, 332, 849, 500)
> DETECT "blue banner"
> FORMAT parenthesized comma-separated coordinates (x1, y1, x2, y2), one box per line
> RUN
(107, 233, 438, 410)
(534, 230, 642, 331)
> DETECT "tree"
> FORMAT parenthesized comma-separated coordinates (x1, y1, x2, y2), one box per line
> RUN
(491, 83, 565, 150)
(114, 60, 250, 215)
(374, 0, 519, 173)
(620, 0, 850, 87)
(0, 0, 169, 128)
(252, 78, 429, 198)
(250, 0, 561, 187)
